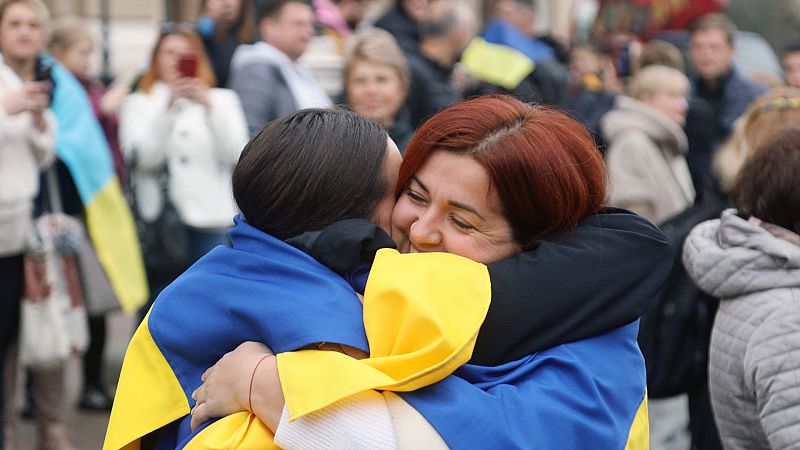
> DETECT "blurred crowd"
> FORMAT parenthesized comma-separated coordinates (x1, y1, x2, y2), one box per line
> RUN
(0, 0, 799, 449)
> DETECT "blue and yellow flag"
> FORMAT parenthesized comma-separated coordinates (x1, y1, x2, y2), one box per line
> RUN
(461, 19, 559, 91)
(49, 59, 148, 312)
(105, 216, 648, 449)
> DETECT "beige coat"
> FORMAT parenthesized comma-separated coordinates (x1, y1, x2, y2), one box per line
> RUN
(602, 96, 695, 224)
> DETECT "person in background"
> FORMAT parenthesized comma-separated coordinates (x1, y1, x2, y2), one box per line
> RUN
(0, 2, 55, 447)
(603, 65, 695, 225)
(119, 26, 248, 314)
(196, 0, 256, 88)
(373, 0, 429, 55)
(714, 87, 800, 193)
(228, 0, 330, 136)
(343, 29, 412, 152)
(464, 0, 569, 107)
(684, 126, 800, 450)
(689, 13, 767, 149)
(639, 39, 716, 197)
(781, 40, 800, 88)
(565, 42, 619, 152)
(48, 16, 127, 413)
(404, 0, 475, 128)
(314, 0, 371, 53)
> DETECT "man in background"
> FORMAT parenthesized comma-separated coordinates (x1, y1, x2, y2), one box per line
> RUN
(229, 0, 331, 136)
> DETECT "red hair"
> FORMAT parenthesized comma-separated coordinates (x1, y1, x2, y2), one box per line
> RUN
(138, 28, 216, 92)
(398, 95, 607, 247)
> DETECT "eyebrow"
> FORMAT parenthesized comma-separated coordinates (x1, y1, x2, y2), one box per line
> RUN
(411, 175, 486, 221)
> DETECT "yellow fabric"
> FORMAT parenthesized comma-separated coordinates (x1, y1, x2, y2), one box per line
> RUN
(624, 395, 650, 450)
(278, 249, 491, 420)
(460, 37, 536, 90)
(103, 312, 189, 450)
(184, 412, 279, 450)
(85, 178, 148, 313)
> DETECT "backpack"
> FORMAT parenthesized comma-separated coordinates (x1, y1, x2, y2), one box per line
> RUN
(638, 189, 728, 398)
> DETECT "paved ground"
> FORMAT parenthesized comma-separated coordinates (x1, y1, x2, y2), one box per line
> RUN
(16, 312, 136, 450)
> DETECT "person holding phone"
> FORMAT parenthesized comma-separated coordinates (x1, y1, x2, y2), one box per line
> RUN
(119, 25, 248, 313)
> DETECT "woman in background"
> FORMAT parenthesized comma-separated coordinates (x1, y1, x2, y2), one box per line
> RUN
(196, 0, 255, 88)
(684, 126, 800, 449)
(0, 1, 55, 447)
(48, 17, 130, 413)
(603, 64, 695, 224)
(343, 29, 413, 152)
(119, 26, 248, 309)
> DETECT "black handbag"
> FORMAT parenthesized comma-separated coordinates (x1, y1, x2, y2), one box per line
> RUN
(638, 189, 728, 398)
(128, 156, 190, 279)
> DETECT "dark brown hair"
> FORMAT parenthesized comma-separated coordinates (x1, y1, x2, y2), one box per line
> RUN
(731, 127, 800, 233)
(689, 13, 737, 45)
(398, 95, 607, 248)
(233, 108, 390, 239)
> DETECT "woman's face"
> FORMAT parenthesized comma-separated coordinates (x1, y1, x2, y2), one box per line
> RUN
(371, 138, 403, 234)
(55, 37, 93, 78)
(391, 150, 521, 264)
(205, 0, 241, 23)
(0, 3, 45, 63)
(644, 90, 688, 126)
(157, 34, 191, 83)
(347, 60, 406, 127)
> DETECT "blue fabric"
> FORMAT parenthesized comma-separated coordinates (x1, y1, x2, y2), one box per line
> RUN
(150, 214, 645, 449)
(46, 56, 115, 203)
(482, 19, 555, 64)
(148, 214, 369, 406)
(401, 321, 646, 449)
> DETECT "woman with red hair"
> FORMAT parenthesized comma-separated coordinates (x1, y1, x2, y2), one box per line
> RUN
(182, 95, 662, 448)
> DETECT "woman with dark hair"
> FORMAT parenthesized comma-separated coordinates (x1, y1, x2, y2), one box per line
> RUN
(684, 127, 800, 450)
(171, 96, 669, 449)
(196, 0, 256, 87)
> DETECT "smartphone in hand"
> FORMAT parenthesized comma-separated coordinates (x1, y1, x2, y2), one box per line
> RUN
(178, 54, 198, 78)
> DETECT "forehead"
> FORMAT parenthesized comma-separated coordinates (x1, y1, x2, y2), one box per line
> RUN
(415, 150, 497, 204)
(161, 34, 189, 50)
(691, 28, 731, 46)
(2, 2, 40, 21)
(276, 2, 313, 21)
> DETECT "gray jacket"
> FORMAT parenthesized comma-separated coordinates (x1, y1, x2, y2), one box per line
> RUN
(684, 210, 800, 449)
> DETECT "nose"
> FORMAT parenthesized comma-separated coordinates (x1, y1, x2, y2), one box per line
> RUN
(408, 212, 442, 251)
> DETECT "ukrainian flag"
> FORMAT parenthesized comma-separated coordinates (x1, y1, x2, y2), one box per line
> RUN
(49, 59, 148, 312)
(461, 19, 557, 91)
(105, 217, 649, 449)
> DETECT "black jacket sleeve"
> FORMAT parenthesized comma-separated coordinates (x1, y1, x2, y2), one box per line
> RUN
(470, 208, 673, 366)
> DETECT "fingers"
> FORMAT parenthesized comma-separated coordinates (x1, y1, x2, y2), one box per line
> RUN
(190, 402, 208, 431)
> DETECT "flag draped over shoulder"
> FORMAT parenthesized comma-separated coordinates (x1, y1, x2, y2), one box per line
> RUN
(105, 214, 648, 449)
(104, 216, 491, 450)
(49, 59, 147, 312)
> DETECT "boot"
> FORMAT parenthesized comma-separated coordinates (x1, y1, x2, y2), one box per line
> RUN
(37, 424, 74, 450)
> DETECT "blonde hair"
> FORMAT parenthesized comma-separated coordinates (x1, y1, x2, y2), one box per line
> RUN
(715, 86, 800, 190)
(344, 29, 410, 94)
(138, 27, 216, 92)
(0, 0, 51, 36)
(48, 16, 92, 53)
(627, 64, 689, 100)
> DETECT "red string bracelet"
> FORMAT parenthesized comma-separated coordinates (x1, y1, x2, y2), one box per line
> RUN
(249, 354, 272, 413)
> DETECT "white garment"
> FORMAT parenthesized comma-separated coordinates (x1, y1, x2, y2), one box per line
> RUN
(0, 55, 56, 256)
(274, 391, 447, 450)
(231, 41, 332, 110)
(119, 83, 248, 229)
